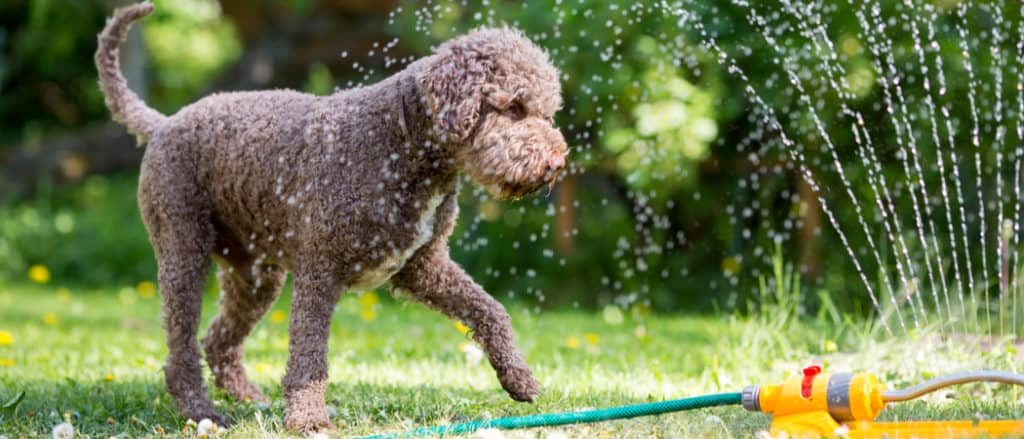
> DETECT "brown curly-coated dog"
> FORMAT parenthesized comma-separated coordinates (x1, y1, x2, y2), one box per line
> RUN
(95, 2, 567, 432)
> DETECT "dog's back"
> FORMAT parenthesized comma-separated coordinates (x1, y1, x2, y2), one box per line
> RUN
(142, 90, 319, 244)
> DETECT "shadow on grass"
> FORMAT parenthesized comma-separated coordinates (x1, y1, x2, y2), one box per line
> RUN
(0, 377, 690, 437)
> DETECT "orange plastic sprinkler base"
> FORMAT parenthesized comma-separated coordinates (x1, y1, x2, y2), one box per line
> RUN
(742, 366, 1024, 439)
(842, 420, 1024, 439)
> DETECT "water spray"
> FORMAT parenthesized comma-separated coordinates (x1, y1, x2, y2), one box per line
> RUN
(360, 366, 1024, 438)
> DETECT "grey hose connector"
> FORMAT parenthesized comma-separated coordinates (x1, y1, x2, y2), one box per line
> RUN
(882, 370, 1024, 402)
(741, 385, 761, 412)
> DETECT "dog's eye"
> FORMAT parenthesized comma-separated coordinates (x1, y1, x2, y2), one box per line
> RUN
(506, 101, 527, 118)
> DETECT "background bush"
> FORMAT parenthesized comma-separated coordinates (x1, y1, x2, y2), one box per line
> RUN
(1, 0, 1018, 316)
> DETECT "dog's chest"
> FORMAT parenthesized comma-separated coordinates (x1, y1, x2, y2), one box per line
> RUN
(349, 192, 446, 290)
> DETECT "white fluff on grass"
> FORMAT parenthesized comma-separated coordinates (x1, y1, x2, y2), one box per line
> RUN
(462, 344, 485, 365)
(474, 428, 505, 439)
(311, 433, 330, 439)
(51, 422, 74, 439)
(197, 418, 219, 437)
(546, 431, 569, 439)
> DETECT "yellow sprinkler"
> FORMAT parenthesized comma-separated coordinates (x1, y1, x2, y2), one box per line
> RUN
(742, 366, 1024, 438)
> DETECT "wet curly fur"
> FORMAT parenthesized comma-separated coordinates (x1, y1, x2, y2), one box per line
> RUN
(96, 2, 567, 432)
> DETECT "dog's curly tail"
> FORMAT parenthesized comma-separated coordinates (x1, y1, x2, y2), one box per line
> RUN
(95, 1, 166, 145)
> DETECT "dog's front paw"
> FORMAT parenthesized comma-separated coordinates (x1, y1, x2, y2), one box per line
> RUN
(498, 364, 540, 402)
(284, 407, 333, 433)
(284, 381, 333, 433)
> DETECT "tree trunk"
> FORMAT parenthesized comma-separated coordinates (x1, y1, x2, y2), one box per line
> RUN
(1, 122, 141, 199)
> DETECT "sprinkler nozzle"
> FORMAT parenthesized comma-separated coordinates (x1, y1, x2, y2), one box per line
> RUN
(742, 366, 1024, 438)
(741, 366, 886, 436)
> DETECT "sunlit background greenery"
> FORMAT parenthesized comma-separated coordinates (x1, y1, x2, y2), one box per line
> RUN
(2, 0, 1022, 320)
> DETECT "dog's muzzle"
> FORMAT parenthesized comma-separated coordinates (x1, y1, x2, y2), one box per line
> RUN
(467, 116, 568, 199)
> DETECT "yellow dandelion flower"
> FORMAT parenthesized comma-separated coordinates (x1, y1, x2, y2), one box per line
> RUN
(584, 333, 599, 346)
(360, 307, 377, 322)
(56, 288, 72, 302)
(103, 373, 116, 381)
(0, 330, 12, 345)
(254, 362, 270, 373)
(720, 256, 741, 276)
(565, 336, 580, 349)
(42, 312, 59, 326)
(359, 291, 379, 307)
(269, 310, 287, 324)
(136, 281, 157, 299)
(28, 265, 50, 284)
(0, 358, 13, 367)
(454, 321, 470, 334)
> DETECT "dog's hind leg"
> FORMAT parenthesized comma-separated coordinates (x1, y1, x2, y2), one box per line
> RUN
(392, 243, 540, 402)
(202, 241, 285, 403)
(138, 166, 227, 425)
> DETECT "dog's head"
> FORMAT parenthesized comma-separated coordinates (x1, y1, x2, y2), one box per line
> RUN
(416, 27, 567, 199)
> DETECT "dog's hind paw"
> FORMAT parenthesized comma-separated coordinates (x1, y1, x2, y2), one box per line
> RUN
(181, 401, 232, 429)
(215, 368, 271, 404)
(227, 381, 271, 404)
(498, 364, 540, 402)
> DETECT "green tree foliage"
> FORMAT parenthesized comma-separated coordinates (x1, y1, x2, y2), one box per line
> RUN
(2, 0, 1020, 316)
(0, 0, 239, 146)
(142, 0, 240, 111)
(0, 1, 111, 145)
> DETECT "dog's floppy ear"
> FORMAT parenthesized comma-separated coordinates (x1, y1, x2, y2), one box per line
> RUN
(416, 42, 493, 142)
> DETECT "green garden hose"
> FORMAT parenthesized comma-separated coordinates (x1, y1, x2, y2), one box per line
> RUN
(357, 392, 743, 438)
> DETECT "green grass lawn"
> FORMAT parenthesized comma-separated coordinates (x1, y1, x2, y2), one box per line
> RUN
(0, 283, 1021, 438)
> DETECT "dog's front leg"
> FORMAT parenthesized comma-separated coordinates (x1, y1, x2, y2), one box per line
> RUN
(392, 243, 540, 402)
(282, 267, 341, 432)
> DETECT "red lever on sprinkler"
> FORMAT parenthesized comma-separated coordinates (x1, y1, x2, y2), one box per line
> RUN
(800, 365, 821, 398)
